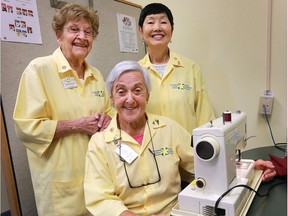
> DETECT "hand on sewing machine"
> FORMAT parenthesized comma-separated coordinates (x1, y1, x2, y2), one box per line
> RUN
(255, 159, 276, 182)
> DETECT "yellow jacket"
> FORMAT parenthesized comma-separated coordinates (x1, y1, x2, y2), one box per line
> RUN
(13, 48, 113, 216)
(84, 113, 194, 216)
(139, 51, 215, 133)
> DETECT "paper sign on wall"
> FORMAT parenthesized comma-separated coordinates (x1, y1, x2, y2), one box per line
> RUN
(116, 13, 138, 53)
(1, 0, 42, 44)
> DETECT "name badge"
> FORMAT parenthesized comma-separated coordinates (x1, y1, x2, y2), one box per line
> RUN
(62, 77, 78, 89)
(115, 144, 138, 164)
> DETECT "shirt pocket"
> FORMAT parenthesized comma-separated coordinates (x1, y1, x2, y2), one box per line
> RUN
(51, 178, 91, 216)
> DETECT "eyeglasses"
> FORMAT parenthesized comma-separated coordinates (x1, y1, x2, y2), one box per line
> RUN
(118, 121, 161, 188)
(65, 26, 96, 37)
(120, 147, 161, 188)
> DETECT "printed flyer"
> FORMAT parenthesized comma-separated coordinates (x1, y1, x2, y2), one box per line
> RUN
(1, 0, 42, 44)
(116, 13, 138, 53)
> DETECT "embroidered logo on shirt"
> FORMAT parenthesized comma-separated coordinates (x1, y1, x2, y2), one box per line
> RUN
(92, 90, 104, 97)
(154, 147, 173, 157)
(170, 83, 192, 91)
(152, 119, 160, 125)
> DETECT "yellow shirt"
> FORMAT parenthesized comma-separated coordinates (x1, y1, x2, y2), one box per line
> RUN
(13, 48, 113, 216)
(84, 113, 194, 216)
(139, 51, 215, 133)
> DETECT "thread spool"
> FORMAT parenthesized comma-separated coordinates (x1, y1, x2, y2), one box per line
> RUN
(223, 111, 232, 124)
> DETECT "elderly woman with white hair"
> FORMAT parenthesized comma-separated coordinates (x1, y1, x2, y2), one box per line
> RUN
(84, 60, 194, 216)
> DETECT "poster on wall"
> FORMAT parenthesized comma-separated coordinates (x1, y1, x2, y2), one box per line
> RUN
(1, 0, 42, 44)
(116, 13, 138, 53)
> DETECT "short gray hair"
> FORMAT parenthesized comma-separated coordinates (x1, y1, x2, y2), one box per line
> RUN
(106, 61, 151, 97)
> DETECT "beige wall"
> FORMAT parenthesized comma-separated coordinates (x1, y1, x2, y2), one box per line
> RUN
(1, 0, 286, 214)
(131, 0, 287, 151)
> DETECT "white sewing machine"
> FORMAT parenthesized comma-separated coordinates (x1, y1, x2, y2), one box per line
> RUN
(172, 111, 263, 216)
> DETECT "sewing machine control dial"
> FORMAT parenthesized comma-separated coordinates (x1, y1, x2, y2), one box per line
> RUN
(195, 137, 220, 161)
(195, 177, 206, 189)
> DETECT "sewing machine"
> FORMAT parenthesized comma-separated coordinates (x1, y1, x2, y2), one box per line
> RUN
(172, 111, 263, 216)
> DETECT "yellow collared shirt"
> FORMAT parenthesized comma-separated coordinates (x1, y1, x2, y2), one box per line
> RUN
(139, 51, 215, 133)
(13, 47, 113, 216)
(84, 112, 194, 216)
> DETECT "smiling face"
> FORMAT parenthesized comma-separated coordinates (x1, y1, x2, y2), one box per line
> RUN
(111, 71, 149, 127)
(139, 13, 173, 48)
(56, 17, 94, 64)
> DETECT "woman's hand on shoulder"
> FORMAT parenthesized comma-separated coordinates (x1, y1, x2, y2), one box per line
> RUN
(54, 113, 112, 139)
(76, 113, 111, 134)
(77, 115, 100, 135)
(95, 113, 112, 131)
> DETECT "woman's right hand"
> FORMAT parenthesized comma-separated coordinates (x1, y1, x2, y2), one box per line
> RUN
(94, 113, 112, 131)
(54, 113, 110, 139)
(77, 115, 101, 135)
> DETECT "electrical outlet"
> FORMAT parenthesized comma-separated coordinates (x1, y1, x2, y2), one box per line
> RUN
(258, 94, 274, 115)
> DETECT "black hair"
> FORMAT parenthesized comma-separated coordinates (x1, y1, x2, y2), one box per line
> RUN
(138, 3, 174, 27)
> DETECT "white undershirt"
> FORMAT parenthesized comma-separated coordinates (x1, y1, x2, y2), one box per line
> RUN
(153, 63, 167, 78)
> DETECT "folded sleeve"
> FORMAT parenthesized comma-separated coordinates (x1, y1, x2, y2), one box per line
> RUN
(13, 64, 57, 157)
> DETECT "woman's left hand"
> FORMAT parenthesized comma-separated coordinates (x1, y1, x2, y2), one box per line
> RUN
(95, 113, 112, 131)
(255, 159, 276, 182)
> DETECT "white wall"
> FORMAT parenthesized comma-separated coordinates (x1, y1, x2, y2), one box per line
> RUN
(130, 0, 287, 150)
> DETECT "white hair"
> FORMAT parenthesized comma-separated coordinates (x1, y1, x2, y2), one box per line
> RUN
(106, 61, 151, 97)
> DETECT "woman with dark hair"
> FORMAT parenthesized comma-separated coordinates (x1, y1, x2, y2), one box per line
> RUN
(138, 2, 276, 185)
(138, 3, 215, 135)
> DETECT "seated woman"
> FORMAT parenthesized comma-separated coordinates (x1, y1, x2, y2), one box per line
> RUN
(83, 60, 277, 216)
(84, 61, 194, 216)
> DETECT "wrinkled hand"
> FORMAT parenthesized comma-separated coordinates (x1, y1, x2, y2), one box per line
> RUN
(78, 115, 101, 135)
(95, 113, 112, 131)
(76, 113, 111, 135)
(255, 159, 276, 182)
(54, 113, 112, 139)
